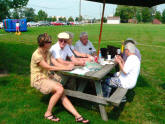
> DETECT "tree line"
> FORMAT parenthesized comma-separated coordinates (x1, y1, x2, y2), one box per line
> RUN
(115, 5, 165, 23)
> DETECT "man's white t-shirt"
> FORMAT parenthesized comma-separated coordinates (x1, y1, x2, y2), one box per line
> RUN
(74, 40, 96, 55)
(119, 55, 140, 89)
(50, 42, 73, 60)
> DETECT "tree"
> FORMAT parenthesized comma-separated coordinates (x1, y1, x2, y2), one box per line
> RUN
(37, 10, 48, 21)
(115, 5, 135, 23)
(24, 7, 36, 21)
(103, 17, 107, 23)
(141, 7, 152, 23)
(154, 11, 162, 21)
(68, 16, 74, 22)
(162, 9, 165, 23)
(52, 16, 57, 22)
(75, 17, 79, 21)
(63, 17, 66, 22)
(59, 17, 63, 21)
(0, 0, 29, 21)
(12, 9, 20, 19)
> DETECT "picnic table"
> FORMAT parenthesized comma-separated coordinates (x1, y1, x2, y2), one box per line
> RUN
(57, 62, 128, 121)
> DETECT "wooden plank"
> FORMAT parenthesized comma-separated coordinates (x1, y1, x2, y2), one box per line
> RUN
(91, 63, 116, 80)
(95, 81, 108, 121)
(64, 89, 108, 105)
(108, 87, 128, 107)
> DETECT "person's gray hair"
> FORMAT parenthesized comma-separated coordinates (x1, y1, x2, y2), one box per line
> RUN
(66, 32, 74, 39)
(80, 32, 88, 38)
(125, 43, 136, 53)
(124, 38, 137, 45)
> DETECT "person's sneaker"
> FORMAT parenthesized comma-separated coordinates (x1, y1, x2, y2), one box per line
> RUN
(121, 96, 127, 102)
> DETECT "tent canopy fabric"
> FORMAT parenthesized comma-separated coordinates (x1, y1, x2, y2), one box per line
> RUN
(86, 0, 165, 7)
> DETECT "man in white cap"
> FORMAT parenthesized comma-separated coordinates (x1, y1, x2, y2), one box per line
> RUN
(122, 38, 141, 61)
(50, 32, 85, 66)
(103, 43, 140, 98)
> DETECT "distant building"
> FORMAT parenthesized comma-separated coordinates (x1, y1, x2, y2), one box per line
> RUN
(128, 19, 137, 24)
(152, 19, 162, 24)
(107, 16, 120, 24)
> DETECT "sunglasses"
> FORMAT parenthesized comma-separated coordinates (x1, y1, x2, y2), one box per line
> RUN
(59, 39, 67, 43)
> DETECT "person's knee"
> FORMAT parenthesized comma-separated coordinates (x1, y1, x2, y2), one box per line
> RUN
(56, 85, 64, 95)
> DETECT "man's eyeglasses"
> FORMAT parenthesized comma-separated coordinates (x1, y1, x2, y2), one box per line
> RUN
(59, 39, 67, 43)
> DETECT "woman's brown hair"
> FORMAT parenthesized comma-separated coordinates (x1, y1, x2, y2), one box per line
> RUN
(37, 33, 52, 47)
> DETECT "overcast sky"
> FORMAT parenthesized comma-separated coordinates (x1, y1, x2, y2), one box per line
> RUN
(27, 0, 165, 19)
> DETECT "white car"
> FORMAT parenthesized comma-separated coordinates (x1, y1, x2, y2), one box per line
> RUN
(27, 22, 39, 27)
(0, 22, 3, 29)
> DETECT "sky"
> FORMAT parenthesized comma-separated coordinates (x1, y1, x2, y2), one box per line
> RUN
(27, 0, 165, 19)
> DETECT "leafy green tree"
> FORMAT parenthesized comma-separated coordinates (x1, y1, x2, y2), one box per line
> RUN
(52, 16, 57, 22)
(37, 10, 48, 21)
(68, 16, 74, 22)
(154, 11, 162, 21)
(24, 8, 36, 21)
(63, 17, 66, 22)
(141, 7, 152, 23)
(59, 17, 63, 21)
(162, 9, 165, 23)
(115, 5, 134, 22)
(12, 9, 20, 19)
(75, 17, 79, 21)
(0, 0, 29, 21)
(103, 17, 107, 23)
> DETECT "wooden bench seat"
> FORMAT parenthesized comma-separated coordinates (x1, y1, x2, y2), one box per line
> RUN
(108, 87, 128, 107)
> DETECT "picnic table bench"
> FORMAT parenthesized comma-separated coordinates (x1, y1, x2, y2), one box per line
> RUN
(57, 63, 128, 121)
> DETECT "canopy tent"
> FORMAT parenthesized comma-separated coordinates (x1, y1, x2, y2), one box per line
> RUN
(87, 0, 165, 7)
(85, 0, 165, 56)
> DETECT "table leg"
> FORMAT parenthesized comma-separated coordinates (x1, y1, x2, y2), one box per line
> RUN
(77, 79, 88, 92)
(95, 81, 108, 121)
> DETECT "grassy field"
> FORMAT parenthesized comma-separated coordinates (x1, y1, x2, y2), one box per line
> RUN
(0, 24, 165, 124)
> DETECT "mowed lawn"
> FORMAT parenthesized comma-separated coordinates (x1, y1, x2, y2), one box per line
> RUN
(0, 24, 165, 124)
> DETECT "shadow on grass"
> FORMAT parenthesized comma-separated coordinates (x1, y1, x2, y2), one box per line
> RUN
(108, 89, 135, 120)
(160, 83, 165, 90)
(136, 75, 150, 87)
(0, 42, 36, 75)
(0, 78, 10, 86)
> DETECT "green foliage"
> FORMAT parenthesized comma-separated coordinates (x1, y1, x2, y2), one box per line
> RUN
(24, 7, 36, 22)
(154, 11, 162, 21)
(0, 0, 29, 21)
(12, 9, 20, 19)
(68, 16, 74, 22)
(37, 10, 48, 21)
(162, 9, 165, 24)
(142, 8, 152, 23)
(103, 17, 107, 23)
(75, 16, 83, 22)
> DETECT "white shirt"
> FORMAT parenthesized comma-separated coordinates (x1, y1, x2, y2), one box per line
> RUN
(119, 55, 140, 89)
(74, 40, 96, 55)
(16, 23, 19, 27)
(50, 42, 73, 60)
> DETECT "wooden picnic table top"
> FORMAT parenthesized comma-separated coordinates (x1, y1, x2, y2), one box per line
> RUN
(57, 62, 117, 81)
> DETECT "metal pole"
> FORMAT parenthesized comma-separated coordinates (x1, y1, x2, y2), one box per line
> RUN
(79, 0, 81, 21)
(97, 0, 106, 57)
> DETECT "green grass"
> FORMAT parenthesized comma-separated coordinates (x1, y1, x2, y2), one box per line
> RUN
(0, 24, 165, 124)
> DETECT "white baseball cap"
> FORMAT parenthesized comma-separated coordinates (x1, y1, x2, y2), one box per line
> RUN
(58, 32, 69, 39)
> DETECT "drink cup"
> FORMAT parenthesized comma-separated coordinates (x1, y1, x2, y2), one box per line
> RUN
(117, 49, 121, 55)
(107, 55, 111, 60)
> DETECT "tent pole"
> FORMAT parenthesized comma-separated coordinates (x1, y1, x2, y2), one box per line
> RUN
(97, 0, 106, 57)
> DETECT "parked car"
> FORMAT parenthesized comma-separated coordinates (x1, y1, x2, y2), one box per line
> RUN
(27, 22, 39, 27)
(52, 21, 64, 26)
(38, 21, 50, 26)
(0, 22, 3, 29)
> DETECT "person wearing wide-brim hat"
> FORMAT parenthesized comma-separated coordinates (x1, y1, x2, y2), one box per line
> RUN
(30, 33, 89, 123)
(122, 38, 141, 61)
(50, 32, 86, 66)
